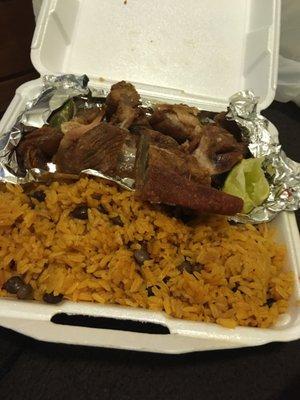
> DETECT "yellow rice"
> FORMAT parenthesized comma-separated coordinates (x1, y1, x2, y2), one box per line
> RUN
(0, 178, 294, 328)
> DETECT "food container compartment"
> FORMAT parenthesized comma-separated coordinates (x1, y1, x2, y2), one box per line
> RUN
(1, 0, 300, 353)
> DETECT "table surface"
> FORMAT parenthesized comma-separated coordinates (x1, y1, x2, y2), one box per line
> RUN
(0, 100, 299, 399)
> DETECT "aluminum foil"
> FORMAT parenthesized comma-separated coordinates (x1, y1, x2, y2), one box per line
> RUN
(20, 74, 90, 128)
(0, 75, 299, 222)
(228, 90, 300, 223)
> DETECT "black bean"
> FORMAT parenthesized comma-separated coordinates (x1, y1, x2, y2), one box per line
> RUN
(3, 276, 24, 294)
(178, 260, 193, 274)
(110, 216, 124, 227)
(14, 216, 23, 225)
(92, 193, 102, 200)
(70, 205, 89, 220)
(232, 285, 239, 293)
(139, 240, 149, 248)
(31, 190, 46, 202)
(146, 286, 155, 297)
(43, 292, 63, 304)
(134, 248, 150, 266)
(266, 298, 276, 307)
(8, 259, 16, 271)
(17, 283, 33, 300)
(193, 263, 203, 273)
(163, 276, 170, 284)
(98, 204, 108, 214)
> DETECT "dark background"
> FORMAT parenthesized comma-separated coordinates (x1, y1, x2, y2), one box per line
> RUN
(0, 1, 299, 399)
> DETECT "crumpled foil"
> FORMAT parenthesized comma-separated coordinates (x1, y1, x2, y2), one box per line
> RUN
(20, 74, 90, 128)
(0, 75, 299, 222)
(228, 90, 300, 223)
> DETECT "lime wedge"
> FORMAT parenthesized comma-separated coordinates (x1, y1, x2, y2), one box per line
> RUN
(223, 158, 270, 214)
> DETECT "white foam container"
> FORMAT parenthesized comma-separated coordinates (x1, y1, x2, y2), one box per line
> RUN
(0, 0, 300, 353)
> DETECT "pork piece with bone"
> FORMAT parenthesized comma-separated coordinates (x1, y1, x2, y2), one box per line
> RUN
(105, 81, 141, 129)
(135, 133, 243, 215)
(193, 124, 247, 176)
(149, 103, 202, 149)
(55, 122, 136, 178)
(137, 129, 211, 186)
(129, 107, 151, 133)
(214, 111, 243, 141)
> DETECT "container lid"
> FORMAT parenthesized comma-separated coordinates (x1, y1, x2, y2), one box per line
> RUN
(31, 0, 280, 110)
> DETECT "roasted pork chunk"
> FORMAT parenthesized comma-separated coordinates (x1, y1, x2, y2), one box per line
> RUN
(16, 126, 63, 171)
(150, 103, 202, 148)
(193, 124, 246, 176)
(105, 81, 140, 129)
(135, 134, 243, 215)
(55, 123, 136, 178)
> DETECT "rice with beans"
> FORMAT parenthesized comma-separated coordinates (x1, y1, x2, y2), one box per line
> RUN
(0, 178, 294, 328)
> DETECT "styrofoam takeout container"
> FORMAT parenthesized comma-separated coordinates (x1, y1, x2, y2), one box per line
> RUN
(0, 0, 299, 353)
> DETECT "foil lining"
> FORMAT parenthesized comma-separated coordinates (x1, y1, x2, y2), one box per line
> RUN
(0, 75, 299, 222)
(20, 74, 90, 128)
(227, 90, 300, 223)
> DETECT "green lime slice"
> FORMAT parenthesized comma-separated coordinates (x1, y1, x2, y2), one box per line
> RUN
(48, 99, 76, 128)
(223, 158, 270, 214)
